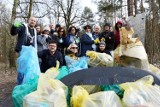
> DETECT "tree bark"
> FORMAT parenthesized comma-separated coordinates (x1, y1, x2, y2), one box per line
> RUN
(28, 0, 33, 18)
(134, 0, 138, 15)
(127, 0, 134, 16)
(9, 0, 19, 68)
(145, 0, 160, 63)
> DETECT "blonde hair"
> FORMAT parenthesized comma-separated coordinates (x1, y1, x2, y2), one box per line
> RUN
(67, 43, 78, 50)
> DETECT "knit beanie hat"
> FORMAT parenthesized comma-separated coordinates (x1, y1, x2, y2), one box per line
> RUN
(99, 41, 106, 46)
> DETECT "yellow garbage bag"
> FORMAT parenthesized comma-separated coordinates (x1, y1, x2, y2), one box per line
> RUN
(86, 51, 113, 67)
(120, 75, 160, 107)
(149, 64, 160, 79)
(23, 65, 68, 107)
(71, 86, 123, 107)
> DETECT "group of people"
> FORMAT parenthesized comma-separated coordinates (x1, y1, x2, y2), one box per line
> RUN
(11, 16, 124, 73)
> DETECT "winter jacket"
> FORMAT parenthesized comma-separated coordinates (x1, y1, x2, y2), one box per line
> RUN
(65, 33, 80, 47)
(38, 49, 63, 73)
(99, 31, 115, 51)
(80, 33, 96, 56)
(37, 35, 50, 52)
(10, 24, 37, 53)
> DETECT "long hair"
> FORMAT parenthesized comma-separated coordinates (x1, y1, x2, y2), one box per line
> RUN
(68, 26, 78, 35)
(115, 21, 123, 31)
(57, 27, 66, 37)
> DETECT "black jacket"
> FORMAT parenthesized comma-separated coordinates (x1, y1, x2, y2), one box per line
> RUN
(10, 25, 36, 53)
(38, 49, 63, 73)
(99, 31, 115, 51)
(96, 48, 111, 56)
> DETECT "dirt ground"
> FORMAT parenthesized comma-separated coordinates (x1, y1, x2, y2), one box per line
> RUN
(0, 65, 16, 107)
(0, 62, 160, 107)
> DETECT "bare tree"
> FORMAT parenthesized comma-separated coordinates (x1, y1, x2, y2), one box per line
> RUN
(8, 0, 19, 68)
(55, 0, 81, 31)
(134, 0, 138, 15)
(127, 0, 134, 16)
(145, 0, 160, 63)
(28, 0, 33, 18)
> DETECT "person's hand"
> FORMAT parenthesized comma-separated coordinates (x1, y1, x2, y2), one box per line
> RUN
(101, 37, 105, 42)
(94, 38, 100, 44)
(13, 22, 23, 28)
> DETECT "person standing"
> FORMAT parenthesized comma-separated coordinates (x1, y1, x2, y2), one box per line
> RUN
(35, 25, 41, 35)
(80, 25, 100, 56)
(57, 27, 66, 55)
(37, 26, 51, 52)
(10, 16, 38, 53)
(114, 20, 123, 48)
(10, 16, 38, 84)
(99, 23, 115, 56)
(92, 24, 101, 39)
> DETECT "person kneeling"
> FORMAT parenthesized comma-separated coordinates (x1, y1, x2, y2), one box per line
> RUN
(65, 43, 88, 73)
(38, 40, 63, 73)
(96, 41, 112, 56)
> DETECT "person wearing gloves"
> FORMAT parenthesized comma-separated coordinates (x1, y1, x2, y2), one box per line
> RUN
(99, 23, 115, 56)
(10, 16, 38, 53)
(10, 16, 38, 84)
(80, 25, 100, 56)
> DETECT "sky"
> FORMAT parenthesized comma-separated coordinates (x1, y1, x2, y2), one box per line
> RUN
(2, 0, 99, 25)
(81, 0, 98, 13)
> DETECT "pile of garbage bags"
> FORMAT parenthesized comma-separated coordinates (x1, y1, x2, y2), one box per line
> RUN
(12, 46, 160, 107)
(13, 66, 160, 107)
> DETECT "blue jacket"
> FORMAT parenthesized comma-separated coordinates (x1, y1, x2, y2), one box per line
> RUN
(80, 33, 95, 56)
(65, 33, 80, 47)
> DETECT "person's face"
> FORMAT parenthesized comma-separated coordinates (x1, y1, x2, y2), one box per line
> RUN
(85, 27, 91, 33)
(105, 26, 110, 31)
(94, 27, 100, 33)
(28, 17, 36, 27)
(43, 30, 50, 35)
(70, 46, 78, 54)
(117, 23, 122, 28)
(36, 26, 41, 32)
(50, 24, 54, 29)
(99, 44, 105, 51)
(56, 27, 60, 31)
(48, 43, 57, 53)
(60, 29, 64, 35)
(71, 28, 76, 35)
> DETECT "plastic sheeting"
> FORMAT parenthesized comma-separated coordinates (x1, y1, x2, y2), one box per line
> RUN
(12, 75, 39, 107)
(86, 51, 113, 67)
(17, 46, 40, 84)
(114, 41, 150, 71)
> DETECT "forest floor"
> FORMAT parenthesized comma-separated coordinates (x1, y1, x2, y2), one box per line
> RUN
(0, 61, 160, 107)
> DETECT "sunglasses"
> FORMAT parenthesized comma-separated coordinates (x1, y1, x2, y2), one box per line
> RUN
(71, 47, 78, 49)
(60, 30, 64, 32)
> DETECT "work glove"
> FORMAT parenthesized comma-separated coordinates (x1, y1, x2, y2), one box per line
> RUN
(94, 38, 100, 44)
(101, 37, 105, 42)
(13, 22, 23, 28)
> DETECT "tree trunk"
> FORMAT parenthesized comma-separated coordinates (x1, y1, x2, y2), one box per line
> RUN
(145, 0, 160, 63)
(28, 0, 33, 18)
(134, 0, 138, 15)
(127, 0, 134, 16)
(9, 0, 19, 68)
(140, 0, 145, 13)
